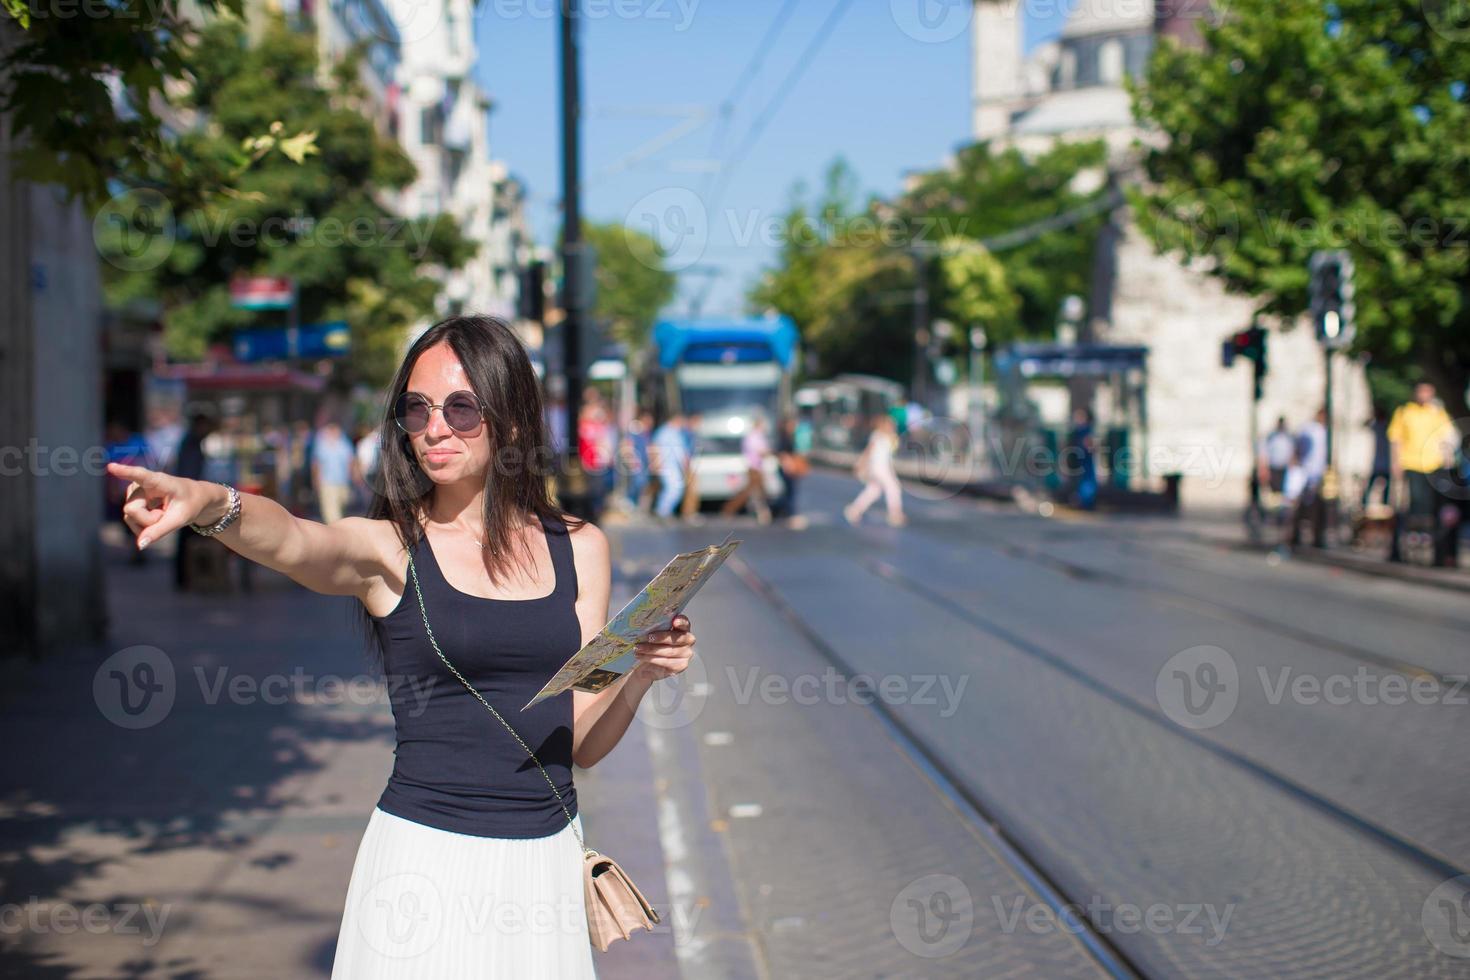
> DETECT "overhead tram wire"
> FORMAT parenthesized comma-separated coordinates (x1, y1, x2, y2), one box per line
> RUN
(585, 2, 800, 191)
(705, 0, 857, 220)
(686, 0, 802, 318)
(691, 0, 855, 316)
(699, 0, 803, 196)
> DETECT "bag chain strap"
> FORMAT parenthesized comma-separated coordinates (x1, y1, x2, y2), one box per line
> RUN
(405, 548, 590, 856)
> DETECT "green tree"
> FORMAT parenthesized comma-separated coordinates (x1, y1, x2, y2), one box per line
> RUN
(1, 0, 316, 206)
(749, 159, 919, 381)
(897, 139, 1110, 347)
(1134, 0, 1470, 408)
(940, 241, 1021, 338)
(751, 147, 1110, 382)
(100, 16, 473, 386)
(585, 220, 676, 349)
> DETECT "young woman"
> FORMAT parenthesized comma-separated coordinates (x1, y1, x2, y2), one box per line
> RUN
(843, 413, 907, 528)
(106, 315, 696, 978)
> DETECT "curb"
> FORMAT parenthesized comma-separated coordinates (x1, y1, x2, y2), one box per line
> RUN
(1227, 539, 1470, 595)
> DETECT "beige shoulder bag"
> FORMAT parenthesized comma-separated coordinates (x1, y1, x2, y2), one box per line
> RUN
(405, 549, 662, 951)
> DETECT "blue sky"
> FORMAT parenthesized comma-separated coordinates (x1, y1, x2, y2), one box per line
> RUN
(474, 0, 1070, 320)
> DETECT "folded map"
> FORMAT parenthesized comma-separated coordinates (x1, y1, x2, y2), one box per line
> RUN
(522, 533, 741, 710)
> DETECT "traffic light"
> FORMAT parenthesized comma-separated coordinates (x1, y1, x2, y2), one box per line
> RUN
(1309, 249, 1355, 348)
(1246, 325, 1267, 400)
(1222, 323, 1268, 400)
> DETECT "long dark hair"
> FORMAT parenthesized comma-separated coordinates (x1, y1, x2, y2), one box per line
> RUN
(356, 314, 585, 666)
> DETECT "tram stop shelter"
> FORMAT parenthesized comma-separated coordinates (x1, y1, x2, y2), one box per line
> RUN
(989, 342, 1154, 498)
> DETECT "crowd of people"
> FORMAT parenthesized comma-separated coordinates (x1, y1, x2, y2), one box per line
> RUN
(104, 405, 386, 586)
(1256, 382, 1467, 566)
(572, 390, 817, 529)
(102, 388, 930, 591)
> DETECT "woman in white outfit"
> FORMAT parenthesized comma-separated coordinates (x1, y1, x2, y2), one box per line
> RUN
(844, 414, 907, 527)
(107, 315, 698, 978)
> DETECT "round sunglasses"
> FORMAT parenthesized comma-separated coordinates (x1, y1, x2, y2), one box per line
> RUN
(393, 389, 487, 434)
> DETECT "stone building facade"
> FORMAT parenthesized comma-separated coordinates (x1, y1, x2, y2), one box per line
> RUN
(971, 0, 1373, 507)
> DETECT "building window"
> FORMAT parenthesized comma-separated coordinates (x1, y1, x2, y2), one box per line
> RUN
(1125, 34, 1154, 80)
(421, 104, 444, 146)
(1100, 39, 1124, 85)
(1057, 48, 1077, 91)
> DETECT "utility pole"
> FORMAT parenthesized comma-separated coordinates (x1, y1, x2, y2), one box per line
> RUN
(559, 0, 583, 464)
(1324, 346, 1334, 466)
(910, 249, 930, 409)
(1309, 249, 1355, 546)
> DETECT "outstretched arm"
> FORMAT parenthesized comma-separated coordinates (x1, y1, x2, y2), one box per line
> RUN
(566, 522, 696, 768)
(106, 462, 394, 600)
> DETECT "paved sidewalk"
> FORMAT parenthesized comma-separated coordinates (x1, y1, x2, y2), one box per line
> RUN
(1039, 503, 1470, 594)
(1168, 507, 1470, 593)
(0, 544, 680, 979)
(2, 524, 1130, 979)
(610, 525, 1116, 980)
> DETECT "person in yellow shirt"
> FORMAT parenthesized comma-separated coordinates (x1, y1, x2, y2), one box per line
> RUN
(1387, 382, 1460, 566)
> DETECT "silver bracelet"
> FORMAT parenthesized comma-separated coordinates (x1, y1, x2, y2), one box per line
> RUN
(190, 483, 242, 537)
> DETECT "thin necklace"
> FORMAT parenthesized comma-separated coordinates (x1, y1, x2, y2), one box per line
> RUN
(424, 518, 490, 549)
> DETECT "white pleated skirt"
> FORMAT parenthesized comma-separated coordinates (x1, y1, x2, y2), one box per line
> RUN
(330, 806, 597, 979)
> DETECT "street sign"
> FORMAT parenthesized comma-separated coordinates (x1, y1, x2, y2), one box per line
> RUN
(233, 322, 350, 362)
(230, 276, 295, 310)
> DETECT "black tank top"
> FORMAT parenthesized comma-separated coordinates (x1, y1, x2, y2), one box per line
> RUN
(370, 514, 581, 839)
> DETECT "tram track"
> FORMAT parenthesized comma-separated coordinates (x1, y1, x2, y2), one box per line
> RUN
(724, 536, 1468, 975)
(725, 553, 1145, 980)
(863, 498, 1470, 877)
(1003, 510, 1470, 636)
(935, 510, 1470, 689)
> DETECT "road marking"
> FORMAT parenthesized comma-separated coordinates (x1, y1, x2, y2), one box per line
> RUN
(703, 731, 734, 746)
(728, 803, 763, 819)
